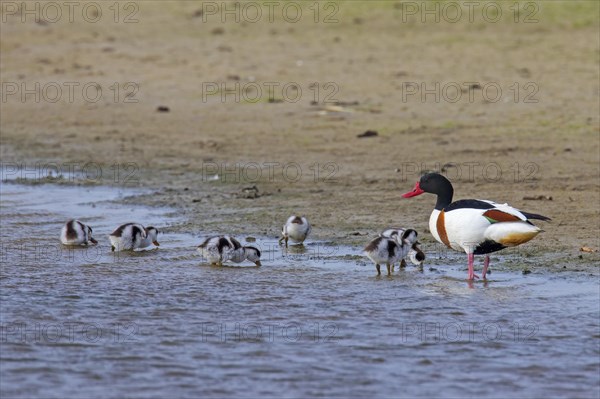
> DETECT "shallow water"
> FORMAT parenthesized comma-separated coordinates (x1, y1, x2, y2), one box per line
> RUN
(1, 181, 599, 398)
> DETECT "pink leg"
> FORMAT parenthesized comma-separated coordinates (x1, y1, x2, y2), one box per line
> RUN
(467, 253, 479, 280)
(482, 255, 490, 280)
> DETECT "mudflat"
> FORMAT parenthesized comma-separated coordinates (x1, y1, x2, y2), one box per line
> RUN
(1, 1, 598, 272)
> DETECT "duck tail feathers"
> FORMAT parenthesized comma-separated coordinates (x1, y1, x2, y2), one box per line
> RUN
(522, 211, 551, 222)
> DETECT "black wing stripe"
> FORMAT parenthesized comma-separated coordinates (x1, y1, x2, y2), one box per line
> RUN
(386, 239, 398, 256)
(131, 225, 142, 246)
(521, 211, 552, 221)
(65, 220, 78, 239)
(217, 237, 231, 254)
(445, 199, 495, 212)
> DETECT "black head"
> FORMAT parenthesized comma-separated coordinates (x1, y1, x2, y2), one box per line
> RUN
(401, 228, 417, 240)
(415, 250, 425, 262)
(402, 173, 454, 210)
(401, 229, 418, 245)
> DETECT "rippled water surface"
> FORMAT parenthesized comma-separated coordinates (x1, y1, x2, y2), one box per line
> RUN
(1, 181, 599, 398)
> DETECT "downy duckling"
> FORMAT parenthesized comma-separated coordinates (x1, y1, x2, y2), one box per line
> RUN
(197, 235, 242, 266)
(229, 245, 262, 266)
(60, 220, 98, 246)
(109, 223, 160, 252)
(364, 236, 409, 276)
(381, 228, 422, 269)
(365, 229, 417, 275)
(279, 215, 311, 247)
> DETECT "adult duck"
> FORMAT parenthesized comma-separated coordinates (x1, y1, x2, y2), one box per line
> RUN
(402, 173, 550, 280)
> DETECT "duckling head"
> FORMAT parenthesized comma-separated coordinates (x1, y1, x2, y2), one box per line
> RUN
(146, 226, 160, 246)
(244, 246, 261, 266)
(86, 225, 98, 244)
(410, 243, 425, 266)
(401, 229, 418, 246)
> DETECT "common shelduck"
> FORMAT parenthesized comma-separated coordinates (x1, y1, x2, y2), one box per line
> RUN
(109, 223, 160, 252)
(279, 216, 311, 247)
(197, 235, 261, 266)
(60, 220, 98, 246)
(364, 229, 416, 275)
(402, 173, 550, 280)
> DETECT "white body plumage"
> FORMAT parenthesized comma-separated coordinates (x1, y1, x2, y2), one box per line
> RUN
(428, 202, 541, 255)
(280, 216, 311, 247)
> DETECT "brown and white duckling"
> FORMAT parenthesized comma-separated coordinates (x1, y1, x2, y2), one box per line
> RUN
(109, 223, 160, 252)
(364, 237, 408, 276)
(364, 230, 416, 275)
(60, 220, 98, 246)
(197, 235, 251, 266)
(279, 215, 311, 247)
(381, 228, 423, 268)
(229, 245, 262, 266)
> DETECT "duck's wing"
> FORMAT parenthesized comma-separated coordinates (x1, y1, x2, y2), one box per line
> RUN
(477, 200, 551, 222)
(446, 199, 545, 223)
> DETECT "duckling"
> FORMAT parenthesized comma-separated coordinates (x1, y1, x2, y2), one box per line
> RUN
(109, 223, 160, 252)
(229, 245, 262, 266)
(365, 229, 417, 275)
(279, 215, 311, 247)
(60, 220, 98, 246)
(364, 236, 408, 276)
(409, 244, 426, 269)
(197, 235, 242, 266)
(381, 228, 421, 269)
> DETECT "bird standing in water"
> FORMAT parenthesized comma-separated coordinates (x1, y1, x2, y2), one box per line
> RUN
(402, 173, 550, 280)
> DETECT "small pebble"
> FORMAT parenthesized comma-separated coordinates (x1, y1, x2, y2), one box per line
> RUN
(357, 130, 378, 138)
